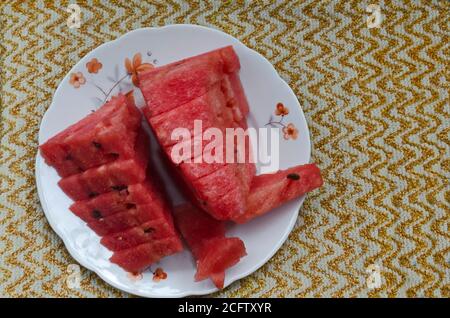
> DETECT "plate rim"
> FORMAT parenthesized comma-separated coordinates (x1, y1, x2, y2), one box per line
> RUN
(35, 24, 311, 298)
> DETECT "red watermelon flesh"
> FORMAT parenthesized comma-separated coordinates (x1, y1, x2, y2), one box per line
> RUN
(40, 94, 141, 177)
(163, 126, 255, 219)
(69, 186, 164, 223)
(233, 163, 323, 224)
(140, 46, 256, 220)
(210, 272, 226, 290)
(194, 237, 246, 283)
(87, 202, 168, 236)
(149, 83, 234, 147)
(70, 180, 163, 219)
(187, 135, 255, 220)
(190, 165, 247, 220)
(101, 217, 177, 251)
(40, 95, 125, 172)
(58, 129, 149, 201)
(165, 120, 254, 181)
(173, 203, 226, 254)
(158, 75, 249, 161)
(173, 203, 246, 289)
(63, 96, 141, 171)
(138, 46, 240, 117)
(110, 237, 183, 273)
(221, 73, 250, 127)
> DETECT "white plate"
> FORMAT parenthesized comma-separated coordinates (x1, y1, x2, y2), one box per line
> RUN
(36, 25, 311, 297)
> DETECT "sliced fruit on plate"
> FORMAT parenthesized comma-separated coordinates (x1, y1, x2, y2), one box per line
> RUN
(101, 217, 178, 251)
(140, 46, 256, 221)
(58, 129, 149, 201)
(232, 163, 323, 224)
(190, 164, 249, 220)
(148, 82, 231, 147)
(194, 237, 246, 286)
(69, 179, 165, 222)
(110, 237, 183, 273)
(173, 203, 246, 289)
(87, 202, 168, 236)
(138, 46, 240, 117)
(40, 93, 141, 177)
(40, 91, 184, 274)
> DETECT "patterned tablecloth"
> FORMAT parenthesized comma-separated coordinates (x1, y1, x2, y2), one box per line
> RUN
(1, 0, 449, 298)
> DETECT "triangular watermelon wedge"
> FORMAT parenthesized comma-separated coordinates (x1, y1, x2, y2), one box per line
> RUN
(58, 129, 150, 201)
(232, 163, 323, 224)
(194, 237, 246, 283)
(139, 46, 256, 221)
(40, 93, 141, 177)
(173, 203, 246, 289)
(138, 46, 239, 117)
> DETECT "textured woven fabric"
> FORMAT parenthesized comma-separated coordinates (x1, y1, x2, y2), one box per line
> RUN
(0, 0, 449, 297)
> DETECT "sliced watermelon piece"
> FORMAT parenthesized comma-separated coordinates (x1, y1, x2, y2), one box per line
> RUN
(149, 82, 232, 147)
(63, 98, 140, 171)
(173, 203, 246, 289)
(58, 129, 149, 201)
(174, 203, 226, 253)
(221, 73, 250, 127)
(101, 217, 177, 251)
(110, 237, 183, 273)
(140, 47, 256, 220)
(162, 120, 255, 219)
(138, 46, 239, 117)
(194, 237, 246, 283)
(210, 272, 225, 290)
(40, 95, 126, 175)
(87, 203, 168, 236)
(40, 93, 141, 177)
(69, 180, 162, 221)
(190, 165, 247, 220)
(233, 163, 323, 224)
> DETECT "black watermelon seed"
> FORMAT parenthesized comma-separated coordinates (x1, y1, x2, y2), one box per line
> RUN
(92, 141, 102, 149)
(92, 210, 102, 219)
(65, 154, 73, 161)
(143, 227, 154, 234)
(287, 173, 300, 180)
(126, 203, 136, 210)
(88, 192, 98, 198)
(111, 185, 127, 191)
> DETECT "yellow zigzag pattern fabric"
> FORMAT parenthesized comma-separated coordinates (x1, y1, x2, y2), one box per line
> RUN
(0, 0, 449, 297)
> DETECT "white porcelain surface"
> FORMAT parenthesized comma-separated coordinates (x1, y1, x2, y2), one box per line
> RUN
(35, 24, 311, 297)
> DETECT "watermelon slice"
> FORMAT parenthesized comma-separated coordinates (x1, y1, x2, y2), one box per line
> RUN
(194, 237, 246, 283)
(138, 46, 240, 117)
(148, 83, 234, 147)
(233, 163, 323, 224)
(101, 218, 177, 251)
(110, 237, 183, 273)
(173, 203, 246, 289)
(87, 202, 168, 236)
(69, 180, 165, 222)
(221, 73, 250, 127)
(139, 46, 255, 220)
(190, 165, 248, 220)
(58, 129, 149, 201)
(40, 93, 141, 177)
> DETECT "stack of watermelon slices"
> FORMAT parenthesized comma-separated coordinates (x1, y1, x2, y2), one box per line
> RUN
(139, 46, 256, 221)
(40, 93, 182, 273)
(40, 46, 324, 289)
(137, 46, 323, 288)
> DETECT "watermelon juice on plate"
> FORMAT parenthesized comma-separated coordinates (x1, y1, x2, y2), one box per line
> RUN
(36, 25, 322, 297)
